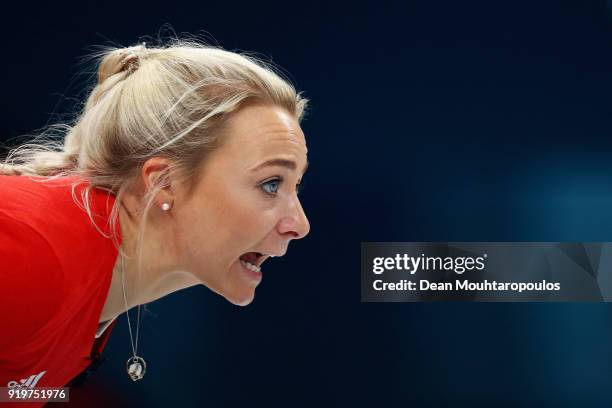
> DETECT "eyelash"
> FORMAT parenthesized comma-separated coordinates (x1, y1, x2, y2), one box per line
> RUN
(260, 177, 304, 196)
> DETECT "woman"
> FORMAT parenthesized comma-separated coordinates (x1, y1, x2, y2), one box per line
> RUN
(0, 39, 310, 402)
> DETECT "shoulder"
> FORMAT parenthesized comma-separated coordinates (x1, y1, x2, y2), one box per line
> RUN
(0, 211, 64, 350)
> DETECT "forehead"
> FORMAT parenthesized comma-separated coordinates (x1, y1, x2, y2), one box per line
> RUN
(221, 103, 307, 158)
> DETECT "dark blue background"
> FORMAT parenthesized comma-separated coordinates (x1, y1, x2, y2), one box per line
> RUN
(3, 0, 612, 406)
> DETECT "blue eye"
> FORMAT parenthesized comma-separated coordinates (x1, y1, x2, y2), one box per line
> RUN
(261, 178, 281, 195)
(260, 178, 305, 196)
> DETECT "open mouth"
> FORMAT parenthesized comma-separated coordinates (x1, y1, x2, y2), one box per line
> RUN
(239, 252, 265, 273)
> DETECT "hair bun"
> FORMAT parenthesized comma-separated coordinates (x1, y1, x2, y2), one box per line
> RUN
(97, 43, 146, 85)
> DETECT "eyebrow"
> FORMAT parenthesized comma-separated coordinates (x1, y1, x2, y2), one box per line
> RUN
(251, 158, 309, 175)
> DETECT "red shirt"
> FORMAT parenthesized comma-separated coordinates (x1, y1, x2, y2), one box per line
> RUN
(0, 175, 121, 407)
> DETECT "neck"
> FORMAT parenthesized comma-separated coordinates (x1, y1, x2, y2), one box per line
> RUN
(98, 201, 200, 323)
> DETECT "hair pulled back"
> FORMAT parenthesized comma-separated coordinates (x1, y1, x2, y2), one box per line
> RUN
(0, 38, 308, 261)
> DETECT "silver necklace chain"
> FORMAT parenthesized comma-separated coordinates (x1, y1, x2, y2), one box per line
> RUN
(120, 255, 141, 357)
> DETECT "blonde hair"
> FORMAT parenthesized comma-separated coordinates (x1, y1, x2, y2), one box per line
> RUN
(0, 38, 308, 268)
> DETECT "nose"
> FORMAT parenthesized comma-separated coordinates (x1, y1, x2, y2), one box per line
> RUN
(277, 196, 310, 240)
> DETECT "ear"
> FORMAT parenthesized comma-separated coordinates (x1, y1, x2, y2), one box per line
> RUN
(141, 156, 176, 206)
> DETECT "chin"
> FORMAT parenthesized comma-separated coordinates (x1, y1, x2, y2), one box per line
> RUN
(225, 290, 256, 306)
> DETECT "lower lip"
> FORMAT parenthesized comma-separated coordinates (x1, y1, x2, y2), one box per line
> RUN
(239, 260, 263, 283)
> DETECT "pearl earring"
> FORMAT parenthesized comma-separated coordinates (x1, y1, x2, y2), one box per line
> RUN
(161, 202, 171, 211)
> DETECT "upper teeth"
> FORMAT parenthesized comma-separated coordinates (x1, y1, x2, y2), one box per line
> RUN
(241, 259, 261, 272)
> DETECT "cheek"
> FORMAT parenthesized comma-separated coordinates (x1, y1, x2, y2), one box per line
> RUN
(186, 184, 271, 251)
(215, 198, 281, 257)
(222, 200, 275, 245)
(180, 171, 283, 256)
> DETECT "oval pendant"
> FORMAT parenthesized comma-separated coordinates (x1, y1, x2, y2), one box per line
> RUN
(126, 356, 146, 381)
